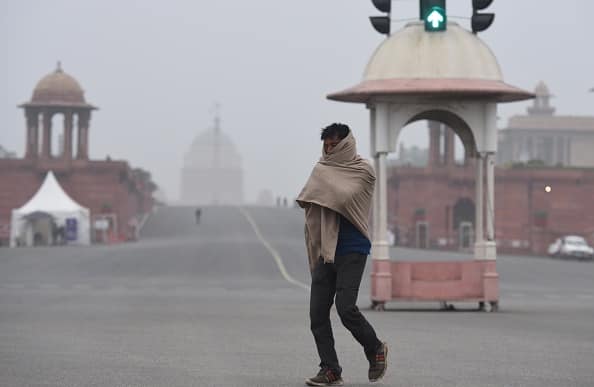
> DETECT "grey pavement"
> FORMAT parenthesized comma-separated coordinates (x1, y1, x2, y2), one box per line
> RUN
(1, 206, 593, 387)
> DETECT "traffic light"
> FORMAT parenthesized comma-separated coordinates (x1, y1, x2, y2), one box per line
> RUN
(471, 0, 495, 33)
(420, 0, 447, 32)
(369, 0, 391, 35)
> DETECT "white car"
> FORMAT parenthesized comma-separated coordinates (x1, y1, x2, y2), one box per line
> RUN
(548, 235, 594, 261)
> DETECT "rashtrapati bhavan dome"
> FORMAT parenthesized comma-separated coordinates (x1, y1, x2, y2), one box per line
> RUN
(179, 114, 244, 205)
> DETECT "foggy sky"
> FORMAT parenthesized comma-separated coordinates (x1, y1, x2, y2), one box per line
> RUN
(1, 1, 593, 202)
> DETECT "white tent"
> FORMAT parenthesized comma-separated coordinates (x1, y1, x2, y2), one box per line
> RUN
(9, 171, 91, 247)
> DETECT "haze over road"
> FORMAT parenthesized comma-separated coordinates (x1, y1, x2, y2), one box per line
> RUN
(1, 206, 593, 386)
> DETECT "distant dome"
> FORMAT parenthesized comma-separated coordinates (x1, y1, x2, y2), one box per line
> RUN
(180, 120, 244, 205)
(328, 22, 533, 103)
(183, 128, 242, 169)
(31, 63, 86, 104)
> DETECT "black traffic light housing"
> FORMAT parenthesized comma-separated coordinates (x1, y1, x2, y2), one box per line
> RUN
(471, 0, 495, 33)
(369, 0, 391, 35)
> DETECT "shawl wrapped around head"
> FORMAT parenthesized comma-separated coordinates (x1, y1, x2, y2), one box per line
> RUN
(296, 131, 376, 271)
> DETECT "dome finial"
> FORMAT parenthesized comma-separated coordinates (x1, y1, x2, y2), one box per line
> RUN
(534, 80, 550, 97)
(56, 61, 63, 73)
(211, 102, 221, 133)
(527, 81, 555, 116)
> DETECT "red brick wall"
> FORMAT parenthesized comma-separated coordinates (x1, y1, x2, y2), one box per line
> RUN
(0, 159, 153, 245)
(388, 165, 594, 255)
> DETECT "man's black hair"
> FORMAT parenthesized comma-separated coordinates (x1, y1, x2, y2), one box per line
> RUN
(321, 123, 350, 141)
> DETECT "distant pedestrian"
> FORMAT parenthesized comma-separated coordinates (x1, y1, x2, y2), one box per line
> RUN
(297, 123, 387, 386)
(195, 208, 202, 224)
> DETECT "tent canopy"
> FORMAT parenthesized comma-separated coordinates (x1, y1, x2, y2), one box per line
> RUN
(10, 171, 91, 246)
(16, 171, 88, 214)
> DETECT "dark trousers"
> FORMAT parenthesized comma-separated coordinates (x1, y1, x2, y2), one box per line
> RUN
(310, 252, 382, 374)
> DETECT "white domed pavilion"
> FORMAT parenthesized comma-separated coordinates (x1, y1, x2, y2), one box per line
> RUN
(326, 20, 534, 310)
(179, 115, 244, 205)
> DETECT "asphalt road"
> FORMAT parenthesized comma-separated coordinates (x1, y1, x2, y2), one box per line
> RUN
(1, 205, 593, 387)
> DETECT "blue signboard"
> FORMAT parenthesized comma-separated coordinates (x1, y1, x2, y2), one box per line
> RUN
(65, 218, 78, 241)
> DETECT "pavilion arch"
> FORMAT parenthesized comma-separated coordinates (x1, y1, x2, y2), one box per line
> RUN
(369, 100, 498, 265)
(405, 109, 476, 160)
(371, 101, 497, 157)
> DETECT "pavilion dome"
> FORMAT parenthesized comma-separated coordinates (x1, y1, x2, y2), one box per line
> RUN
(364, 21, 501, 81)
(328, 21, 533, 103)
(31, 63, 86, 105)
(183, 126, 242, 170)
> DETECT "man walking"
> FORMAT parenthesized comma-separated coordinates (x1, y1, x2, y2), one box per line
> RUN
(297, 123, 387, 386)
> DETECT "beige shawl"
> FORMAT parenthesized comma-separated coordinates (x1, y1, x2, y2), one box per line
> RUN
(296, 131, 376, 271)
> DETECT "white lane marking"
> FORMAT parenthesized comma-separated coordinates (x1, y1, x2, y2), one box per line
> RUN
(238, 207, 310, 291)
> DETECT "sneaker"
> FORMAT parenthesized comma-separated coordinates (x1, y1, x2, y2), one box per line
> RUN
(305, 367, 344, 386)
(368, 342, 388, 382)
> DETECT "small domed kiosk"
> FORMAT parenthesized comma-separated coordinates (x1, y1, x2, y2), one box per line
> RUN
(19, 62, 97, 161)
(328, 22, 533, 311)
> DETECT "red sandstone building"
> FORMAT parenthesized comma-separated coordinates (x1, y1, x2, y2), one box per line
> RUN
(389, 83, 594, 256)
(0, 64, 155, 246)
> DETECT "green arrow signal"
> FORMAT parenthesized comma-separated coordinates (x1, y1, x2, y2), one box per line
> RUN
(427, 10, 444, 28)
(424, 6, 446, 31)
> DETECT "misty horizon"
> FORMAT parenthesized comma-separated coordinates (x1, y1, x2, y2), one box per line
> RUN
(1, 1, 593, 202)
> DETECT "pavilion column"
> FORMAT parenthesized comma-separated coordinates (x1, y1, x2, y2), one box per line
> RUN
(371, 103, 390, 261)
(486, 153, 495, 241)
(41, 110, 52, 158)
(376, 151, 389, 258)
(474, 151, 497, 261)
(34, 113, 40, 157)
(25, 110, 39, 159)
(370, 103, 392, 306)
(474, 153, 484, 256)
(445, 126, 455, 166)
(369, 106, 380, 244)
(77, 110, 90, 159)
(372, 152, 380, 243)
(64, 111, 73, 160)
(428, 121, 441, 166)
